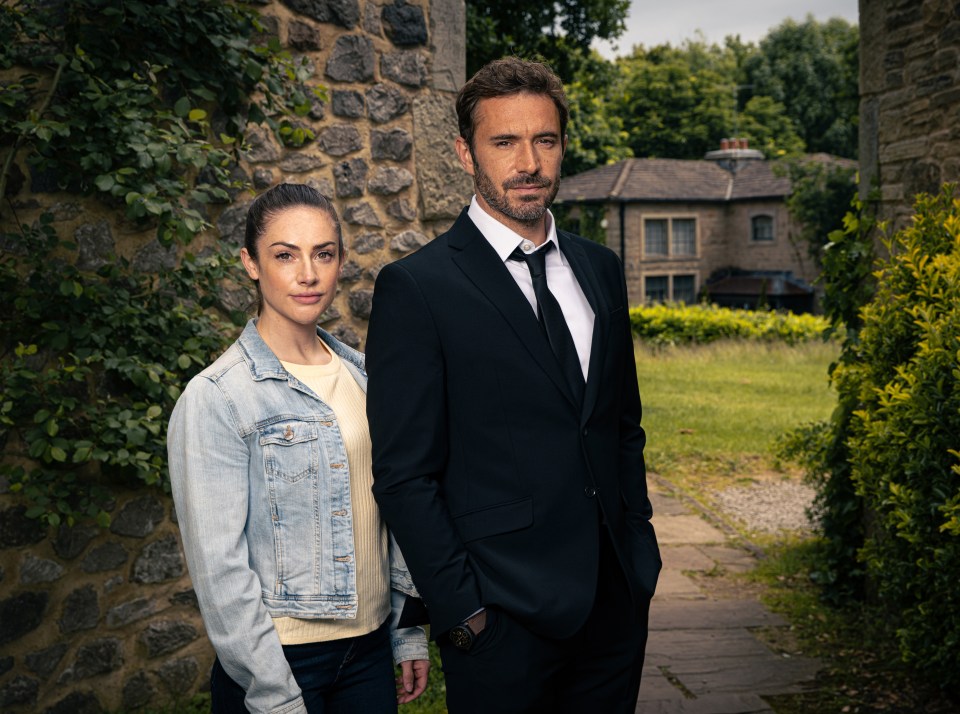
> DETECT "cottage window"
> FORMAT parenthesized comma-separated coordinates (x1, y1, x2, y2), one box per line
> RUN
(671, 219, 696, 255)
(673, 275, 696, 304)
(644, 217, 697, 257)
(644, 219, 668, 255)
(752, 214, 774, 241)
(645, 276, 668, 302)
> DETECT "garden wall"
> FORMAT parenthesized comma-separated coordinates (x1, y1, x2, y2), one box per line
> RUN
(0, 1, 470, 711)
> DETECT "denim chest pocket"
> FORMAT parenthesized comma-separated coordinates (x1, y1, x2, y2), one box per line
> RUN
(259, 420, 320, 484)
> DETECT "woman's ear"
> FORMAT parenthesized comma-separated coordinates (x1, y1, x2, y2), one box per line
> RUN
(240, 247, 259, 281)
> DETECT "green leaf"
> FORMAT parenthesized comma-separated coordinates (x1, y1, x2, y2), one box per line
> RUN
(50, 447, 67, 462)
(188, 108, 207, 122)
(95, 174, 116, 191)
(146, 405, 163, 419)
(174, 96, 191, 117)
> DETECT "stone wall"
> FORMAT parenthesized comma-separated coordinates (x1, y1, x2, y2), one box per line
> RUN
(0, 1, 470, 711)
(859, 0, 960, 228)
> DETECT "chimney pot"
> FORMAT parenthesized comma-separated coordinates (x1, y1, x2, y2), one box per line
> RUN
(741, 137, 749, 149)
(720, 138, 730, 150)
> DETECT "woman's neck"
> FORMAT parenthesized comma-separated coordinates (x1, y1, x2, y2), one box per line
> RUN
(256, 317, 331, 365)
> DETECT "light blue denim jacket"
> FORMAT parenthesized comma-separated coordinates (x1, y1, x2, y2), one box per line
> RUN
(168, 320, 427, 714)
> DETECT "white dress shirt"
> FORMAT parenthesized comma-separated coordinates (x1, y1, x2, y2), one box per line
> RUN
(467, 197, 595, 380)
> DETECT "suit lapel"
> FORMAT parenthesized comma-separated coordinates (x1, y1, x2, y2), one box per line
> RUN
(557, 231, 607, 423)
(448, 212, 578, 406)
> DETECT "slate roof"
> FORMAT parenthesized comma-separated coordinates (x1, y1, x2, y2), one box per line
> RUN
(557, 157, 795, 203)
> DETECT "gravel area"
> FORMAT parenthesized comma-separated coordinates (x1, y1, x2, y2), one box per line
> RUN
(714, 480, 817, 534)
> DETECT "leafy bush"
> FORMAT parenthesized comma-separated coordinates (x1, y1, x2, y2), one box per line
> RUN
(835, 186, 960, 686)
(0, 216, 241, 526)
(629, 302, 831, 345)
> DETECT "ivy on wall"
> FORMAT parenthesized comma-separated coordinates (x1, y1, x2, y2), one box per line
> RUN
(0, 0, 319, 242)
(0, 0, 319, 526)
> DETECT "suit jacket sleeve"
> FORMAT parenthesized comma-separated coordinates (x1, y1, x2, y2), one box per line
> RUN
(366, 260, 483, 635)
(610, 254, 661, 598)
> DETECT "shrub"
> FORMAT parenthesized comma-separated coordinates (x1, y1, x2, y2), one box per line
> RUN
(836, 186, 960, 686)
(629, 302, 831, 345)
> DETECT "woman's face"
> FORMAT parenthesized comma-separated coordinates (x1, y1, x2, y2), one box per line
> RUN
(240, 205, 343, 332)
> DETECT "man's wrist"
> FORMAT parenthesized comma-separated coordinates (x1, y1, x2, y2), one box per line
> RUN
(448, 607, 488, 651)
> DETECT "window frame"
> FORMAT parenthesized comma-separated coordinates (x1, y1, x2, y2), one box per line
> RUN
(642, 214, 699, 259)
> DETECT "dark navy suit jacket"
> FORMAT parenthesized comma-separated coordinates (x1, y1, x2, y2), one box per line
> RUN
(366, 208, 661, 638)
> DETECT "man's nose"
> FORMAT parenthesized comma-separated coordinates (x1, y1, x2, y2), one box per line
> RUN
(515, 142, 540, 174)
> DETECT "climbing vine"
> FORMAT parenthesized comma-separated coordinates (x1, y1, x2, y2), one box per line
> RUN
(0, 0, 320, 526)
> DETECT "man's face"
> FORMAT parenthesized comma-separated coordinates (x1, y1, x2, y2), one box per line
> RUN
(456, 92, 565, 236)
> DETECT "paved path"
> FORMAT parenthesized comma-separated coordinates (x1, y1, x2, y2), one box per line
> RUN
(635, 479, 821, 714)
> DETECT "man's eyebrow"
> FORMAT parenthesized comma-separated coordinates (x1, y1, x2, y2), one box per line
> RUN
(488, 131, 560, 141)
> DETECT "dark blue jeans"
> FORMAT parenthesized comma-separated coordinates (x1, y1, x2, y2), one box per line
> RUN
(210, 619, 397, 714)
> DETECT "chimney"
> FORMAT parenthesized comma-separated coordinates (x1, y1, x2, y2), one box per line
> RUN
(720, 138, 730, 150)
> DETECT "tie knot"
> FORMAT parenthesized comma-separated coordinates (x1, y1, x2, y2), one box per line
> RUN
(509, 241, 553, 278)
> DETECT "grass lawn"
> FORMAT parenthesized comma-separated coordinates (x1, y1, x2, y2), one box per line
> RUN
(635, 338, 839, 494)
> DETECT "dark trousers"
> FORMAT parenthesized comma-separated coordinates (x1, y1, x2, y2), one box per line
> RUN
(439, 532, 650, 714)
(210, 619, 397, 714)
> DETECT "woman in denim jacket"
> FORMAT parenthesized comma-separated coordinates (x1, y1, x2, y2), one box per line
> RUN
(168, 184, 429, 714)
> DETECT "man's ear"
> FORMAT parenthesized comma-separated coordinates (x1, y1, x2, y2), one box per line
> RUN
(455, 136, 476, 177)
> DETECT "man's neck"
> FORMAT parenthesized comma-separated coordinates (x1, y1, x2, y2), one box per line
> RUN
(473, 196, 549, 246)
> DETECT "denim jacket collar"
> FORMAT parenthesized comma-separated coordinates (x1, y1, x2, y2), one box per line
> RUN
(236, 319, 367, 385)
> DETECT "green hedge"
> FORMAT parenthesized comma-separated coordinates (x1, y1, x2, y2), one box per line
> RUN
(835, 187, 960, 686)
(629, 302, 831, 345)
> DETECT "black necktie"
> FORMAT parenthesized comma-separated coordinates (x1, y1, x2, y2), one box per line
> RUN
(509, 242, 585, 404)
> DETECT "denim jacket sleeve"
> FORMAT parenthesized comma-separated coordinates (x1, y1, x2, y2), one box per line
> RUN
(388, 588, 428, 663)
(168, 375, 307, 714)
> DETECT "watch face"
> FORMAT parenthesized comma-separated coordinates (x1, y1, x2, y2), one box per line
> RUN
(449, 625, 473, 650)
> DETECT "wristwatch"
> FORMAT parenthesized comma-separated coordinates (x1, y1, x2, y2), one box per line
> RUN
(448, 608, 488, 651)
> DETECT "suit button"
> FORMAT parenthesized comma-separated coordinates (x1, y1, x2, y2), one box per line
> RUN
(584, 486, 597, 498)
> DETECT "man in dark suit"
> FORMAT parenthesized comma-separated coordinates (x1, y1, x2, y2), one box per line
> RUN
(366, 57, 660, 713)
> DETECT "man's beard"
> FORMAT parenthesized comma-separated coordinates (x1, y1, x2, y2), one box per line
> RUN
(473, 159, 560, 224)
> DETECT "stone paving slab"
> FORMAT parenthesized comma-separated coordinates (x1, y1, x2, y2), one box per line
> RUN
(645, 628, 777, 662)
(649, 599, 786, 630)
(636, 691, 775, 714)
(697, 545, 757, 574)
(653, 515, 728, 544)
(655, 567, 707, 599)
(650, 490, 693, 516)
(666, 655, 820, 696)
(661, 544, 718, 572)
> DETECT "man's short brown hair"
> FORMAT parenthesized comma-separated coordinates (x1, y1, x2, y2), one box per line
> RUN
(456, 57, 569, 149)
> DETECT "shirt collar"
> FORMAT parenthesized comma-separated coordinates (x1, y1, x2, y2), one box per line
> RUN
(467, 195, 560, 263)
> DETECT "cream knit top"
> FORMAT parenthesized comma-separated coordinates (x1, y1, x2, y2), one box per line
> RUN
(271, 347, 390, 644)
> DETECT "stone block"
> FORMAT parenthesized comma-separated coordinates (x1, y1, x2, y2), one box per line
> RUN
(288, 19, 321, 50)
(20, 554, 64, 584)
(107, 596, 156, 628)
(281, 0, 359, 29)
(156, 656, 199, 694)
(369, 166, 414, 195)
(59, 585, 99, 634)
(334, 158, 369, 198)
(59, 637, 123, 682)
(25, 642, 68, 676)
(318, 124, 363, 156)
(53, 523, 97, 559)
(371, 128, 413, 161)
(111, 496, 165, 538)
(366, 83, 409, 123)
(390, 230, 429, 253)
(139, 620, 199, 658)
(332, 90, 365, 118)
(381, 51, 429, 87)
(122, 670, 156, 711)
(382, 0, 427, 46)
(387, 197, 417, 222)
(342, 202, 383, 227)
(350, 232, 384, 254)
(325, 35, 375, 82)
(347, 288, 374, 319)
(0, 675, 39, 708)
(131, 534, 184, 584)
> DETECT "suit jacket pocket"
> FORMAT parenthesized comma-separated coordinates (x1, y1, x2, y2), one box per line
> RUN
(625, 514, 662, 600)
(453, 497, 533, 543)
